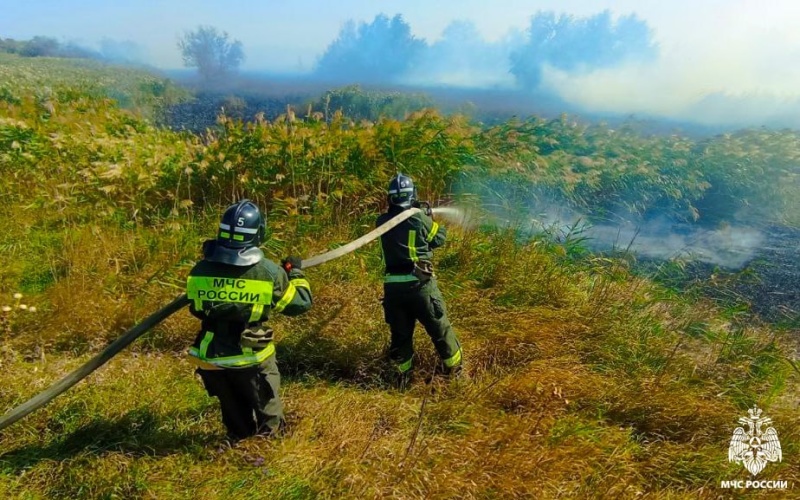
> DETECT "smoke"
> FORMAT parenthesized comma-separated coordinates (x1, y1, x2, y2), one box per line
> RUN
(313, 11, 656, 90)
(7, 1, 800, 128)
(453, 195, 766, 270)
(534, 2, 800, 128)
(0, 35, 148, 66)
(585, 220, 764, 269)
(508, 10, 657, 89)
(400, 20, 521, 88)
(523, 201, 765, 269)
(540, 58, 800, 128)
(313, 14, 426, 83)
(306, 7, 800, 128)
(98, 38, 147, 64)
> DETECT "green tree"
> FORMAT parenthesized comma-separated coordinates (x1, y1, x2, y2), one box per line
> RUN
(177, 26, 244, 82)
(510, 10, 656, 89)
(19, 36, 60, 57)
(314, 14, 425, 83)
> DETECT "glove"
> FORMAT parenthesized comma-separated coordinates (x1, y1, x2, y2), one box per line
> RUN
(413, 201, 433, 217)
(281, 255, 303, 272)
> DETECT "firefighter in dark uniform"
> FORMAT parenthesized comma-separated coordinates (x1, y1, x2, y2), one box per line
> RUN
(377, 174, 462, 387)
(185, 199, 312, 441)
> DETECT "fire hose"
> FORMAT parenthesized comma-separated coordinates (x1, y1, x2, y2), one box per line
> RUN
(0, 207, 422, 432)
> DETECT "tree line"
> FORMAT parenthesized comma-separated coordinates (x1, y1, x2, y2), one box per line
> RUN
(3, 9, 657, 89)
(0, 36, 144, 63)
(313, 11, 656, 89)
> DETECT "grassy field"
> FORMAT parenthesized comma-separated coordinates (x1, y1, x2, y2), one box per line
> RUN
(0, 53, 798, 498)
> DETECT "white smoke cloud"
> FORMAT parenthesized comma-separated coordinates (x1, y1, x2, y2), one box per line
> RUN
(507, 203, 765, 269)
(538, 1, 800, 126)
(585, 221, 764, 269)
(6, 1, 800, 126)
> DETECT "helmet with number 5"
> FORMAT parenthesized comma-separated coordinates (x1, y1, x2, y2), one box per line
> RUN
(387, 173, 416, 209)
(204, 199, 266, 266)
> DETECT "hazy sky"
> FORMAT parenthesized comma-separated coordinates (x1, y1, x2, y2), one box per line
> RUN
(4, 0, 800, 124)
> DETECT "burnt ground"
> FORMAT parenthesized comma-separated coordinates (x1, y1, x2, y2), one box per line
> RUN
(716, 225, 800, 324)
(631, 225, 799, 327)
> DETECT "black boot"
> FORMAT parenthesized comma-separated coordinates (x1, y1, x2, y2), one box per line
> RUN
(443, 360, 465, 380)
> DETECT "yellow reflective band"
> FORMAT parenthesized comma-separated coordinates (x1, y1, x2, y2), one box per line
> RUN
(187, 357, 224, 370)
(199, 331, 214, 358)
(290, 278, 310, 291)
(443, 348, 462, 368)
(233, 234, 245, 241)
(219, 231, 230, 239)
(249, 303, 264, 323)
(187, 277, 273, 305)
(426, 222, 439, 242)
(273, 282, 297, 313)
(408, 230, 418, 262)
(397, 358, 413, 373)
(188, 341, 275, 368)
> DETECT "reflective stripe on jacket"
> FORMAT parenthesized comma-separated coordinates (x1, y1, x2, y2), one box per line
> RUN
(186, 256, 312, 368)
(377, 207, 446, 276)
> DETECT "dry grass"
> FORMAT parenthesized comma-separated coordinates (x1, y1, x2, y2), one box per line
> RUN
(1, 224, 797, 499)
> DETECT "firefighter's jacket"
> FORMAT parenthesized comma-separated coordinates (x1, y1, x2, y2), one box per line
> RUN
(185, 257, 311, 369)
(377, 206, 446, 280)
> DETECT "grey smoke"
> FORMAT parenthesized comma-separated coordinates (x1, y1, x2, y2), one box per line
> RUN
(585, 221, 764, 269)
(401, 20, 522, 88)
(306, 9, 800, 129)
(460, 197, 764, 269)
(99, 38, 147, 64)
(527, 207, 764, 269)
(313, 11, 656, 90)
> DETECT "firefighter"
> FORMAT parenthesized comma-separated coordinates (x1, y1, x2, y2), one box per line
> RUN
(185, 199, 312, 441)
(377, 173, 463, 388)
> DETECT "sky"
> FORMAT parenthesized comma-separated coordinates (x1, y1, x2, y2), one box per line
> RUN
(3, 0, 800, 125)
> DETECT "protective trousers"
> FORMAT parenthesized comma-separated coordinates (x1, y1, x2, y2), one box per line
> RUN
(382, 278, 462, 373)
(197, 354, 283, 440)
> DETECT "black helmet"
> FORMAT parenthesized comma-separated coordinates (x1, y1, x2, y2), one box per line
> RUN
(204, 199, 266, 266)
(387, 173, 416, 209)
